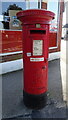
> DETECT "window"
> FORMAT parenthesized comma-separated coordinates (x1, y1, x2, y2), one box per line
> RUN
(1, 0, 40, 30)
(47, 0, 59, 32)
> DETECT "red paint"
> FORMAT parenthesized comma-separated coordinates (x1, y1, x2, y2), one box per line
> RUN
(0, 30, 23, 53)
(49, 31, 57, 47)
(17, 9, 55, 95)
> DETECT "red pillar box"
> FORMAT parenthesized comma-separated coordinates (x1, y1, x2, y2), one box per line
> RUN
(17, 9, 55, 109)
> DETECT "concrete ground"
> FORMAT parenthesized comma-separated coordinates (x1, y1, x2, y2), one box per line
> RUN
(2, 59, 67, 119)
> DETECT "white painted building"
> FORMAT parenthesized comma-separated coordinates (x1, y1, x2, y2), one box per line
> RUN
(60, 0, 68, 104)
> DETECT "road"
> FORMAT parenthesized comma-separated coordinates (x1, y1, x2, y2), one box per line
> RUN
(2, 59, 67, 119)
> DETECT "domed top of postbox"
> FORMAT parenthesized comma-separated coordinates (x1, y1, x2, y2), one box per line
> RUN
(17, 9, 55, 24)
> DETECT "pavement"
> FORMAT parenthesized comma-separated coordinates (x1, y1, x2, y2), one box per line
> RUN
(2, 59, 67, 119)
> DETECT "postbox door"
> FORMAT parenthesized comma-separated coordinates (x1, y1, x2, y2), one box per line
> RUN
(25, 32, 49, 94)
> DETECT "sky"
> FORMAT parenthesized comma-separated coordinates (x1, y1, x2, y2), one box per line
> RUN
(2, 2, 26, 13)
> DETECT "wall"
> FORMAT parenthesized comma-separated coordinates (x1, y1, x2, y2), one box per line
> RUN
(60, 0, 68, 104)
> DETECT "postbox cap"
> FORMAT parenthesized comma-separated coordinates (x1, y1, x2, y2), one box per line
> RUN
(17, 9, 55, 24)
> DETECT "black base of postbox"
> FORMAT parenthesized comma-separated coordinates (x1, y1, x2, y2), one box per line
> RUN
(23, 90, 47, 109)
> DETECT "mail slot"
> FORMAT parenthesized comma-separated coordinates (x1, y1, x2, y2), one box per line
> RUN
(30, 30, 46, 34)
(17, 9, 55, 109)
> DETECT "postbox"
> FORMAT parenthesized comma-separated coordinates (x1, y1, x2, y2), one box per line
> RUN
(17, 9, 55, 109)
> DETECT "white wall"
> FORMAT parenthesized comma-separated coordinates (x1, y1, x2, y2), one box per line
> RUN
(60, 0, 68, 104)
(66, 1, 68, 23)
